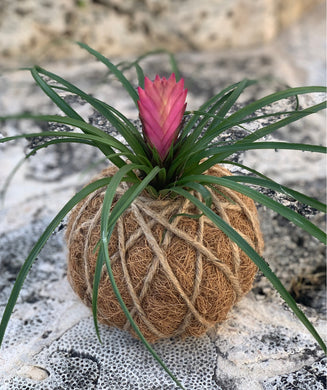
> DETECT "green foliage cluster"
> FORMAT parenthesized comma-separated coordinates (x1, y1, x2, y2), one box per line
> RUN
(0, 43, 326, 389)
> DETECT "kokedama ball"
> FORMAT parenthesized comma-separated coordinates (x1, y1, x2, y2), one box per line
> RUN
(66, 165, 264, 342)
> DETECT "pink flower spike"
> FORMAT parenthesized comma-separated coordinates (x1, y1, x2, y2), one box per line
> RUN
(137, 73, 187, 161)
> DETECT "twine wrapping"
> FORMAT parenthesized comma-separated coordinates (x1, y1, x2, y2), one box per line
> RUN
(66, 165, 264, 342)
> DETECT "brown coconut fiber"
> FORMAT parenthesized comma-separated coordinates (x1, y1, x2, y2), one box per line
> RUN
(66, 165, 264, 342)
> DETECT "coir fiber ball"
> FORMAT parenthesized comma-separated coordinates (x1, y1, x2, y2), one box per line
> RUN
(66, 164, 264, 342)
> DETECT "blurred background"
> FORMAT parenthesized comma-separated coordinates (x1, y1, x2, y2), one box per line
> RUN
(0, 0, 325, 81)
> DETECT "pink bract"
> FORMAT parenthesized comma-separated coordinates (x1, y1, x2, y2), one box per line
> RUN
(137, 73, 187, 161)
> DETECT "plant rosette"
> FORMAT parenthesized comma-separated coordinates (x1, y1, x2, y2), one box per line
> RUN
(0, 44, 326, 389)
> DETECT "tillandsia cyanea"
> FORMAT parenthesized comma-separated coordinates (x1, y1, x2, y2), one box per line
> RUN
(0, 43, 326, 389)
(137, 74, 187, 162)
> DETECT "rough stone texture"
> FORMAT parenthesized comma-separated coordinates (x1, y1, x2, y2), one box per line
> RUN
(0, 203, 325, 389)
(0, 6, 326, 390)
(0, 0, 323, 67)
(1, 298, 326, 389)
(263, 357, 327, 390)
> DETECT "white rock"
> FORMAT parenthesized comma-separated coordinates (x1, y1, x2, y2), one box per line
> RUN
(15, 365, 49, 381)
(0, 0, 322, 65)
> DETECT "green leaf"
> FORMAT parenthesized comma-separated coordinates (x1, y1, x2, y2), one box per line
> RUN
(168, 52, 181, 81)
(135, 62, 145, 89)
(178, 93, 231, 150)
(0, 137, 95, 205)
(158, 167, 167, 185)
(182, 80, 256, 145)
(184, 108, 298, 122)
(91, 245, 106, 343)
(184, 142, 327, 174)
(171, 187, 326, 354)
(206, 79, 251, 132)
(180, 105, 325, 167)
(0, 154, 28, 206)
(77, 42, 139, 106)
(193, 101, 327, 171)
(220, 159, 327, 212)
(91, 163, 145, 343)
(168, 80, 257, 181)
(180, 80, 254, 143)
(0, 176, 114, 348)
(34, 66, 146, 155)
(224, 175, 327, 213)
(0, 127, 127, 152)
(226, 86, 327, 127)
(168, 90, 236, 179)
(219, 160, 279, 181)
(116, 48, 181, 81)
(184, 80, 257, 153)
(175, 176, 326, 244)
(183, 182, 212, 207)
(236, 101, 327, 144)
(0, 116, 134, 171)
(30, 67, 127, 166)
(96, 166, 185, 389)
(179, 91, 326, 171)
(30, 67, 83, 121)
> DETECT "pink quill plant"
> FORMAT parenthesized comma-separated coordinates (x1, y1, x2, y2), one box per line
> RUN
(0, 43, 326, 390)
(137, 74, 187, 161)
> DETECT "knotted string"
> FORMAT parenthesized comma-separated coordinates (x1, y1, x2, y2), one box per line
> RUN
(66, 165, 264, 342)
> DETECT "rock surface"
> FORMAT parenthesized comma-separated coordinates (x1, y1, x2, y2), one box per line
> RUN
(0, 0, 323, 66)
(0, 6, 326, 390)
